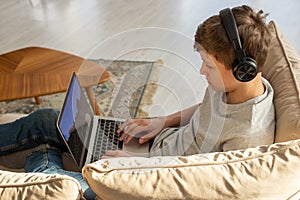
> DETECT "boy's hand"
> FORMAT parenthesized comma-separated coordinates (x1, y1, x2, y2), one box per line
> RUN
(117, 117, 167, 144)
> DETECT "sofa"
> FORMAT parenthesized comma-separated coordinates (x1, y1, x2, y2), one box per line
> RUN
(1, 21, 300, 200)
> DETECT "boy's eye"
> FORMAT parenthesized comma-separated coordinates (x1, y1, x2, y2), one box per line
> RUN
(203, 61, 214, 69)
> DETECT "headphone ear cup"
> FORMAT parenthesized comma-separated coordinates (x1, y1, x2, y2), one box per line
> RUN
(232, 57, 257, 82)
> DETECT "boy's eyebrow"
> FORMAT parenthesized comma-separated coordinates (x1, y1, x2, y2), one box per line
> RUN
(194, 45, 205, 52)
(201, 54, 212, 64)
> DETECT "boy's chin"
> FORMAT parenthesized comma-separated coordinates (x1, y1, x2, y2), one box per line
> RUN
(210, 84, 226, 93)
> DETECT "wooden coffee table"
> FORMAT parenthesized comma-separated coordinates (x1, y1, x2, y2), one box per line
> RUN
(0, 47, 110, 115)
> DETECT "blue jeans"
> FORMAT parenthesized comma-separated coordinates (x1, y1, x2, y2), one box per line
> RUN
(0, 109, 95, 200)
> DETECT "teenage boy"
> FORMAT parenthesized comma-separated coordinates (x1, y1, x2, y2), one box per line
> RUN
(108, 5, 275, 157)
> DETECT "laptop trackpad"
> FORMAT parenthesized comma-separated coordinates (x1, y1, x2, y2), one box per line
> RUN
(122, 138, 149, 157)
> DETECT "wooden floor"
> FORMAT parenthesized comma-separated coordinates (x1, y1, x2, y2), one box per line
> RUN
(1, 0, 299, 116)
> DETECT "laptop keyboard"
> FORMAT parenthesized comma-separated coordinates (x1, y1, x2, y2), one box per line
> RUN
(92, 118, 124, 160)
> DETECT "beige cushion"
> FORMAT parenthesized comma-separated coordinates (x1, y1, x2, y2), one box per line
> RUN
(0, 170, 84, 200)
(263, 21, 300, 142)
(83, 139, 300, 199)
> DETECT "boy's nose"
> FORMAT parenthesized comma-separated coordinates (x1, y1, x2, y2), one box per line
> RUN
(200, 63, 206, 75)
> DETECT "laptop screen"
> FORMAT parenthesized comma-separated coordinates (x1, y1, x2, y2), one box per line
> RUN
(57, 72, 94, 167)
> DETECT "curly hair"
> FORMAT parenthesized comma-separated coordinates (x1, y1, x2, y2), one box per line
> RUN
(194, 5, 271, 72)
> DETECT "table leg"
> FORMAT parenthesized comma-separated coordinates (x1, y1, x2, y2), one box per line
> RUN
(34, 97, 41, 104)
(85, 86, 102, 115)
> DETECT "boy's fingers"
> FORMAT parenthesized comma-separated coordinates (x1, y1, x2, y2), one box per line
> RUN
(139, 131, 157, 144)
(119, 132, 127, 141)
(125, 135, 134, 144)
(119, 124, 137, 141)
(117, 119, 134, 133)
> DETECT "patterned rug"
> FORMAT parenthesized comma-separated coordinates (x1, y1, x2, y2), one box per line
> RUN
(0, 59, 161, 118)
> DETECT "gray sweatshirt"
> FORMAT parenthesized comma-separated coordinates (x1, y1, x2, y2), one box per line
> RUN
(149, 78, 275, 156)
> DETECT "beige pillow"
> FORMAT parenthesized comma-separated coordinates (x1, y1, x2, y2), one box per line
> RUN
(83, 139, 300, 200)
(0, 170, 84, 200)
(263, 21, 300, 142)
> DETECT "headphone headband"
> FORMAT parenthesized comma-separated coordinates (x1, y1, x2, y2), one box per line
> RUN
(220, 8, 242, 50)
(219, 8, 246, 60)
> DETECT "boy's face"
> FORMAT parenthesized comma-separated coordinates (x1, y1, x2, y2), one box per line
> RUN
(199, 50, 238, 92)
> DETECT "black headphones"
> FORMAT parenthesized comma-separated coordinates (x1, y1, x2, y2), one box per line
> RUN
(219, 8, 257, 82)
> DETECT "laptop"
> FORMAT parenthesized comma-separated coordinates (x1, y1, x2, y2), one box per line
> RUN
(57, 72, 149, 169)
